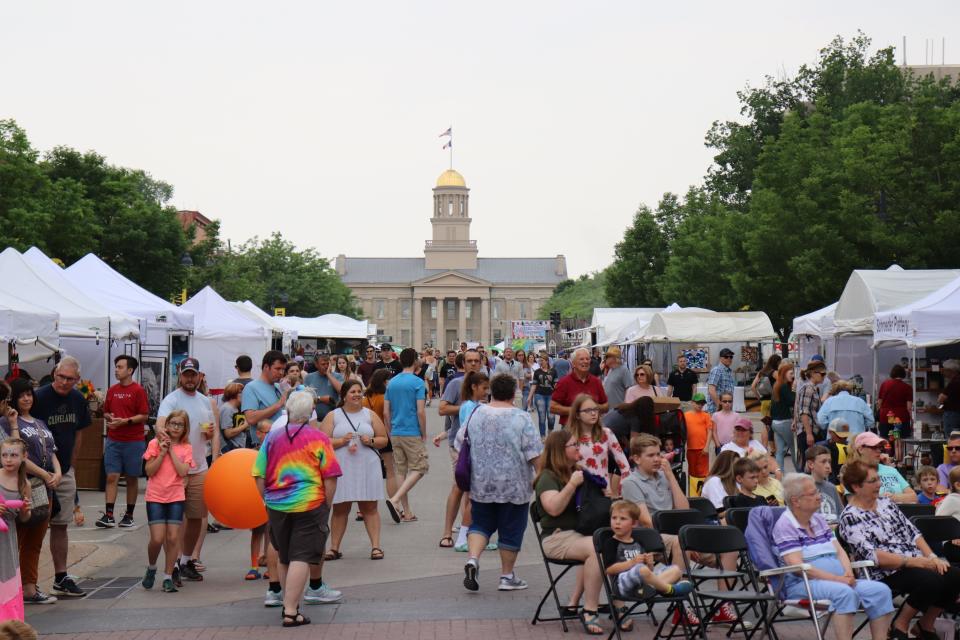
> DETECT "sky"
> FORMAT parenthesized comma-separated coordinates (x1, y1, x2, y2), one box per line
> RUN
(4, 2, 959, 278)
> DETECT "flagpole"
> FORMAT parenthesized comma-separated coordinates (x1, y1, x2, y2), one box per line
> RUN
(449, 126, 453, 169)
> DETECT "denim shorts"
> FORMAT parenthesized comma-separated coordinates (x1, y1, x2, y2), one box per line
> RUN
(468, 500, 529, 551)
(104, 439, 146, 476)
(146, 501, 185, 525)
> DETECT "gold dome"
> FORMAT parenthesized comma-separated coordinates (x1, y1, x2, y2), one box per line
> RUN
(436, 169, 466, 187)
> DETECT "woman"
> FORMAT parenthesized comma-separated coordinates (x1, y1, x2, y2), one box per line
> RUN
(817, 380, 874, 437)
(279, 361, 303, 395)
(846, 432, 916, 503)
(527, 354, 557, 437)
(460, 374, 542, 593)
(601, 396, 656, 453)
(253, 391, 342, 628)
(749, 450, 783, 505)
(839, 460, 960, 640)
(566, 394, 629, 486)
(770, 363, 796, 472)
(720, 417, 768, 458)
(751, 354, 782, 452)
(334, 356, 352, 386)
(877, 365, 912, 438)
(321, 380, 388, 560)
(624, 364, 658, 403)
(1, 380, 60, 605)
(423, 349, 437, 406)
(362, 369, 398, 500)
(535, 430, 605, 635)
(776, 472, 893, 640)
(516, 350, 533, 410)
(700, 450, 739, 510)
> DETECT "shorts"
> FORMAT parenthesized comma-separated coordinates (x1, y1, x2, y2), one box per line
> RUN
(184, 471, 208, 519)
(468, 500, 528, 551)
(542, 529, 590, 561)
(146, 501, 185, 525)
(104, 439, 146, 477)
(687, 448, 709, 478)
(267, 503, 329, 565)
(50, 469, 77, 526)
(392, 436, 429, 475)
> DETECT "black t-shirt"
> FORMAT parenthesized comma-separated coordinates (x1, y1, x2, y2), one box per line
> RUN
(416, 363, 429, 380)
(532, 368, 557, 395)
(944, 376, 960, 412)
(600, 536, 645, 582)
(439, 362, 457, 382)
(728, 494, 767, 509)
(667, 369, 698, 401)
(32, 384, 92, 473)
(374, 359, 403, 378)
(590, 357, 602, 377)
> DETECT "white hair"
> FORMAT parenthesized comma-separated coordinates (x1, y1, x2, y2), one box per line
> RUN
(573, 347, 590, 359)
(286, 391, 314, 424)
(56, 356, 81, 375)
(782, 472, 814, 505)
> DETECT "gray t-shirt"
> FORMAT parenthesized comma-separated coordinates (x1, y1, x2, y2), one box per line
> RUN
(158, 388, 215, 474)
(442, 375, 464, 445)
(604, 366, 633, 409)
(815, 477, 843, 524)
(621, 468, 674, 516)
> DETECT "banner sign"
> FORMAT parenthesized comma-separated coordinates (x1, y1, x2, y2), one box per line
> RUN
(511, 321, 548, 340)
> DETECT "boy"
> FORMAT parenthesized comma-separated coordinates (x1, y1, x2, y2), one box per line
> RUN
(727, 458, 767, 508)
(917, 465, 943, 505)
(804, 445, 844, 524)
(683, 393, 713, 480)
(602, 500, 693, 604)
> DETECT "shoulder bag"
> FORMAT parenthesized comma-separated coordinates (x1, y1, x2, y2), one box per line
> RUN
(574, 470, 611, 535)
(454, 405, 482, 492)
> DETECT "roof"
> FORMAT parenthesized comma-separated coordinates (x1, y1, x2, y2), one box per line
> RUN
(873, 275, 960, 348)
(436, 169, 466, 187)
(339, 257, 565, 285)
(626, 310, 777, 344)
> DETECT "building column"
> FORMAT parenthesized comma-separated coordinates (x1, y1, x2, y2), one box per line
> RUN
(435, 297, 445, 350)
(413, 297, 422, 349)
(481, 297, 491, 346)
(458, 297, 467, 343)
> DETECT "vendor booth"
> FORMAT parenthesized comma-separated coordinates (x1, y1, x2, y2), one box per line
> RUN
(590, 308, 662, 346)
(279, 314, 369, 356)
(0, 291, 60, 367)
(232, 301, 296, 354)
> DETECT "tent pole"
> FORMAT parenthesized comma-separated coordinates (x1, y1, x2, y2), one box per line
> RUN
(911, 348, 917, 426)
(872, 347, 878, 410)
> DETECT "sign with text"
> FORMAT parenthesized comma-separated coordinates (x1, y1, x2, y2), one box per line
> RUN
(511, 321, 549, 340)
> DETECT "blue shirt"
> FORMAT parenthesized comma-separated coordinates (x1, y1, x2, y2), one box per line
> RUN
(705, 363, 735, 413)
(816, 391, 874, 436)
(385, 372, 426, 437)
(241, 379, 283, 446)
(552, 358, 572, 379)
(304, 371, 343, 421)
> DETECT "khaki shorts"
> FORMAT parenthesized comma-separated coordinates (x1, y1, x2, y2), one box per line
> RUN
(392, 436, 429, 476)
(50, 469, 77, 526)
(184, 470, 208, 519)
(541, 529, 590, 561)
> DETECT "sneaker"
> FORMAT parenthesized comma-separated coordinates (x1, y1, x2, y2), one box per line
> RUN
(94, 512, 116, 528)
(142, 567, 157, 590)
(245, 569, 261, 581)
(463, 560, 479, 592)
(24, 590, 57, 605)
(780, 605, 810, 619)
(172, 565, 183, 588)
(264, 588, 284, 607)
(672, 604, 701, 627)
(162, 578, 178, 593)
(711, 602, 754, 629)
(180, 560, 203, 581)
(454, 542, 468, 552)
(51, 576, 85, 597)
(304, 582, 343, 604)
(498, 575, 528, 591)
(118, 514, 135, 528)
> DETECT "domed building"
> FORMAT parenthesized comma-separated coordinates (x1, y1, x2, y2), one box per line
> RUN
(335, 169, 567, 349)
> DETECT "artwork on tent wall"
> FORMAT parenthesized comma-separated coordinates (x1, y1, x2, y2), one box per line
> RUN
(140, 357, 167, 418)
(740, 346, 759, 366)
(169, 334, 190, 393)
(681, 347, 710, 372)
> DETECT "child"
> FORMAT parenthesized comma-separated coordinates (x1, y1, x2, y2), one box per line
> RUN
(683, 393, 712, 480)
(602, 500, 692, 630)
(726, 458, 767, 508)
(804, 445, 843, 524)
(749, 451, 783, 506)
(0, 438, 31, 621)
(935, 466, 960, 563)
(710, 392, 741, 453)
(662, 437, 681, 463)
(142, 409, 194, 593)
(916, 466, 943, 506)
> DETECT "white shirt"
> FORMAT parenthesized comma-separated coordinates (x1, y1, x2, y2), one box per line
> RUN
(720, 439, 768, 458)
(701, 476, 729, 509)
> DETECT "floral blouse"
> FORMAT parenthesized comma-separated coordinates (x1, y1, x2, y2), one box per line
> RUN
(576, 426, 630, 483)
(837, 496, 922, 579)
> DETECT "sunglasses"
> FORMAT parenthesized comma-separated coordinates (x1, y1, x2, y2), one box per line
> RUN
(721, 400, 733, 404)
(948, 446, 960, 452)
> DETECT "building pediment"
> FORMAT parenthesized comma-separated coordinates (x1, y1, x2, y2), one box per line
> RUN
(413, 271, 491, 287)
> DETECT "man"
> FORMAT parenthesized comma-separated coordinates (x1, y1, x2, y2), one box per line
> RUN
(601, 347, 632, 409)
(552, 351, 571, 379)
(32, 356, 91, 598)
(494, 347, 523, 404)
(357, 345, 378, 387)
(817, 380, 874, 437)
(231, 355, 254, 387)
(438, 350, 458, 395)
(157, 357, 217, 584)
(937, 431, 960, 492)
(667, 354, 699, 404)
(384, 348, 427, 523)
(939, 360, 960, 433)
(374, 344, 403, 378)
(804, 444, 844, 524)
(796, 359, 827, 461)
(589, 348, 603, 377)
(459, 341, 468, 354)
(704, 348, 736, 413)
(550, 347, 607, 426)
(304, 354, 343, 422)
(97, 355, 150, 529)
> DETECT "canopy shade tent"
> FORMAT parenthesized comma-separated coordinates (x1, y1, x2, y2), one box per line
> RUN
(628, 310, 777, 344)
(232, 301, 297, 353)
(278, 314, 369, 340)
(590, 308, 662, 344)
(873, 275, 960, 348)
(793, 302, 837, 339)
(0, 291, 60, 366)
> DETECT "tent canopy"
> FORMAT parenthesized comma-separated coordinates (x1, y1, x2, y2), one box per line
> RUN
(833, 265, 960, 335)
(873, 275, 960, 348)
(278, 314, 368, 339)
(793, 302, 838, 339)
(233, 301, 297, 339)
(0, 290, 60, 365)
(590, 308, 663, 344)
(183, 287, 270, 340)
(62, 251, 194, 332)
(628, 310, 777, 344)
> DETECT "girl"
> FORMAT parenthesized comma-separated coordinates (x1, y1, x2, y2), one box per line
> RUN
(218, 383, 248, 453)
(749, 450, 784, 506)
(770, 363, 796, 471)
(700, 450, 740, 511)
(710, 391, 741, 452)
(363, 369, 398, 499)
(516, 351, 532, 410)
(566, 394, 630, 495)
(142, 409, 194, 593)
(0, 438, 32, 621)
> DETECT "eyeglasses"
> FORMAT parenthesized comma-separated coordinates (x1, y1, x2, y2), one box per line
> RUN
(167, 422, 185, 428)
(947, 446, 960, 452)
(55, 373, 79, 383)
(635, 373, 646, 378)
(565, 443, 579, 449)
(579, 408, 600, 415)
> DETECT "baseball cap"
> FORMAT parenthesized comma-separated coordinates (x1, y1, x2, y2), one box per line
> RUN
(179, 357, 200, 373)
(733, 417, 753, 431)
(828, 418, 850, 438)
(719, 348, 735, 358)
(692, 392, 706, 404)
(810, 354, 825, 362)
(604, 346, 621, 359)
(854, 431, 885, 449)
(380, 343, 392, 351)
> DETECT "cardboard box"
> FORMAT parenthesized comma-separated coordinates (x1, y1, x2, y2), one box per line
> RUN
(653, 396, 681, 413)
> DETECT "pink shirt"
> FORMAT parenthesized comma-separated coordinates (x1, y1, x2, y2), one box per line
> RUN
(711, 410, 742, 446)
(624, 385, 657, 403)
(575, 426, 630, 483)
(143, 438, 195, 503)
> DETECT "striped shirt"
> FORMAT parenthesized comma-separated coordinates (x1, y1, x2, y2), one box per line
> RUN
(772, 509, 835, 561)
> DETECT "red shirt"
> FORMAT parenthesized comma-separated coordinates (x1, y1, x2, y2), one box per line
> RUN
(878, 378, 913, 425)
(103, 382, 149, 442)
(551, 372, 607, 425)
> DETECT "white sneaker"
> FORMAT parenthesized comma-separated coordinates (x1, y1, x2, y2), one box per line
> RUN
(264, 588, 283, 607)
(498, 575, 528, 591)
(304, 582, 342, 604)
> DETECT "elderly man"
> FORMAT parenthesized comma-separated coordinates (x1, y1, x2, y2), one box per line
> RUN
(601, 347, 632, 409)
(32, 356, 91, 598)
(939, 360, 960, 433)
(550, 347, 607, 427)
(304, 354, 343, 422)
(818, 380, 874, 437)
(704, 348, 735, 413)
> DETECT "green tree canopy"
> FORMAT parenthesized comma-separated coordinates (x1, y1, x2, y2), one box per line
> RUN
(539, 271, 608, 322)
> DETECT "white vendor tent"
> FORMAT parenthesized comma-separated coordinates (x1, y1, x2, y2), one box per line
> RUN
(278, 314, 369, 340)
(631, 310, 777, 344)
(233, 301, 297, 353)
(183, 286, 272, 389)
(0, 291, 60, 366)
(590, 308, 662, 345)
(793, 302, 837, 339)
(873, 275, 960, 349)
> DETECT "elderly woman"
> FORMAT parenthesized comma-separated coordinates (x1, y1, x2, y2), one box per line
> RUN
(253, 391, 342, 628)
(847, 432, 916, 503)
(720, 417, 768, 458)
(624, 364, 658, 403)
(817, 380, 874, 437)
(839, 460, 960, 640)
(775, 473, 893, 640)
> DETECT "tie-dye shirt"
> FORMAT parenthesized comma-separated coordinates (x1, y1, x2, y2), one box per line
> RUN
(252, 421, 342, 513)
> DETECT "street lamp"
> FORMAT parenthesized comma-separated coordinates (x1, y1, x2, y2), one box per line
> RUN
(180, 252, 194, 268)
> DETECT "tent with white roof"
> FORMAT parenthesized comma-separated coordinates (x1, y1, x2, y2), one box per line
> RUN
(590, 308, 662, 345)
(278, 314, 369, 340)
(0, 291, 60, 366)
(873, 276, 960, 349)
(631, 310, 777, 344)
(232, 301, 296, 353)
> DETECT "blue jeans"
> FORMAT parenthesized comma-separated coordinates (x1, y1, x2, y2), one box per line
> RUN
(784, 556, 893, 618)
(771, 419, 794, 471)
(532, 394, 554, 437)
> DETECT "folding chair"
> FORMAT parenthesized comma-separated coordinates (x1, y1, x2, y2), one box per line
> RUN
(911, 515, 960, 560)
(679, 524, 778, 640)
(688, 496, 720, 522)
(655, 509, 743, 588)
(593, 526, 697, 640)
(725, 507, 753, 534)
(529, 502, 582, 631)
(897, 503, 935, 521)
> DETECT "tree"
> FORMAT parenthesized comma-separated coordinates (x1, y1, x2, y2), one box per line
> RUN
(539, 271, 608, 321)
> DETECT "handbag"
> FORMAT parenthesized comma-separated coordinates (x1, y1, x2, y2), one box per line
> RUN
(757, 375, 773, 398)
(574, 471, 611, 535)
(454, 405, 482, 492)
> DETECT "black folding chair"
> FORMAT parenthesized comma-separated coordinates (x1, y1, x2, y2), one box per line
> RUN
(655, 509, 742, 588)
(529, 502, 582, 631)
(911, 515, 960, 560)
(898, 503, 935, 521)
(688, 497, 719, 522)
(679, 524, 778, 640)
(724, 507, 753, 534)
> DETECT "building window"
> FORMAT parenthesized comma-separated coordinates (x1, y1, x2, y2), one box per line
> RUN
(492, 301, 502, 320)
(447, 299, 457, 319)
(519, 301, 527, 320)
(459, 199, 464, 215)
(401, 329, 411, 346)
(465, 301, 473, 319)
(448, 199, 453, 216)
(493, 329, 502, 343)
(375, 299, 385, 320)
(466, 329, 473, 342)
(400, 299, 411, 320)
(429, 329, 437, 346)
(430, 300, 437, 319)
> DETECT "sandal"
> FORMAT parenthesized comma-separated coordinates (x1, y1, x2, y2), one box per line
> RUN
(615, 606, 634, 631)
(281, 608, 311, 628)
(370, 547, 384, 560)
(355, 512, 364, 521)
(323, 549, 342, 561)
(439, 536, 454, 548)
(580, 610, 604, 636)
(401, 514, 418, 523)
(385, 500, 403, 523)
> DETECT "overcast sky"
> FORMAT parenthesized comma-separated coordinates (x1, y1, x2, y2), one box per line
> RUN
(5, 2, 958, 277)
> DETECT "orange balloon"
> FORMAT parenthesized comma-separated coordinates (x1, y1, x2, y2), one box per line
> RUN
(203, 448, 267, 529)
